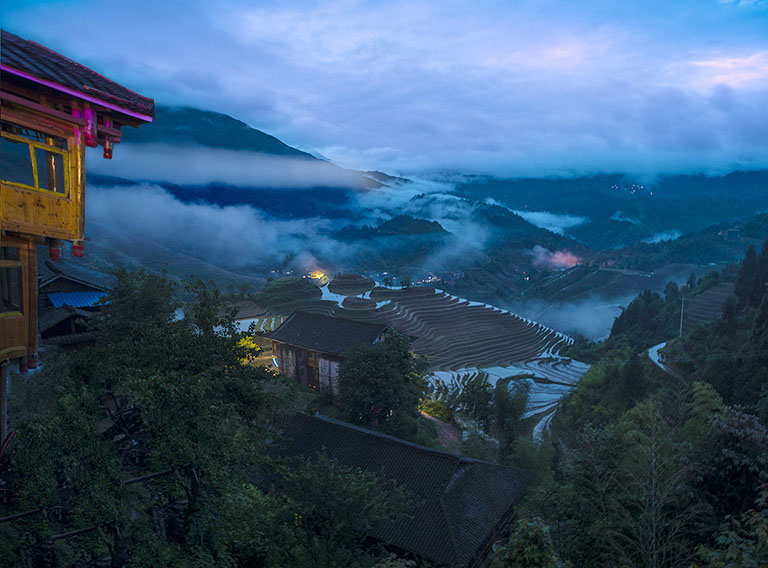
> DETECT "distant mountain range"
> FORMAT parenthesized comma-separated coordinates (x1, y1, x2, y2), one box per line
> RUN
(458, 173, 768, 249)
(120, 105, 316, 159)
(83, 105, 767, 301)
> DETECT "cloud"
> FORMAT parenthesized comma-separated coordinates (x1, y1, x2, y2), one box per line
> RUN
(507, 294, 637, 341)
(528, 245, 583, 270)
(84, 176, 508, 279)
(85, 183, 359, 269)
(643, 230, 682, 243)
(511, 209, 588, 234)
(5, 0, 768, 176)
(87, 144, 369, 188)
(610, 211, 640, 224)
(687, 52, 768, 88)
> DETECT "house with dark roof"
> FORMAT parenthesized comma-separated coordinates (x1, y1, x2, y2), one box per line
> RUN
(38, 257, 112, 308)
(38, 257, 114, 296)
(266, 413, 530, 567)
(35, 258, 112, 349)
(268, 312, 388, 396)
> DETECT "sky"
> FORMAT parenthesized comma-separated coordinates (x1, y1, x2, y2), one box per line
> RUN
(3, 0, 768, 176)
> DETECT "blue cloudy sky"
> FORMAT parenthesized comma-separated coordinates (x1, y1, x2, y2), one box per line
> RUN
(3, 0, 768, 176)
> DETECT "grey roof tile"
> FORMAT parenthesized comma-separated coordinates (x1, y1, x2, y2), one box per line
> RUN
(271, 414, 529, 567)
(268, 312, 388, 355)
(1, 30, 154, 118)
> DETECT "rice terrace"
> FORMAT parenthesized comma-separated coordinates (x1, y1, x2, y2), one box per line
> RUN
(239, 273, 590, 439)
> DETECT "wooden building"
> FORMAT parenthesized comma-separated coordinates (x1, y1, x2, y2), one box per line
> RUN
(263, 413, 530, 567)
(268, 312, 388, 396)
(1, 30, 154, 443)
(37, 258, 113, 350)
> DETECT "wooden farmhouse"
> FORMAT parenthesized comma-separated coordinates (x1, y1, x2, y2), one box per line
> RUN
(268, 312, 388, 396)
(1, 30, 154, 442)
(265, 413, 530, 568)
(37, 258, 113, 349)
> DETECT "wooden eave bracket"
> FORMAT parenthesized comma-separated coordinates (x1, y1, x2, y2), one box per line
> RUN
(1, 91, 86, 126)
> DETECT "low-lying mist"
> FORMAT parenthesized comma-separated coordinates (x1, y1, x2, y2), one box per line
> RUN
(505, 294, 637, 341)
(86, 183, 359, 271)
(84, 179, 496, 275)
(87, 144, 372, 189)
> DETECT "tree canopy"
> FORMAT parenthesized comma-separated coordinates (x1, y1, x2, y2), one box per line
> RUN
(1, 269, 416, 567)
(338, 329, 428, 442)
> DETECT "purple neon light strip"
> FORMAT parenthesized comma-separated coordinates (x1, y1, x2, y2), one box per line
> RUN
(1, 65, 153, 122)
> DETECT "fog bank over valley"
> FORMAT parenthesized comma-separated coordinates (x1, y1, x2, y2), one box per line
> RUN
(87, 144, 372, 189)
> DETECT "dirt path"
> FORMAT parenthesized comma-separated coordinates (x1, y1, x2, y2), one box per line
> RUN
(420, 411, 462, 453)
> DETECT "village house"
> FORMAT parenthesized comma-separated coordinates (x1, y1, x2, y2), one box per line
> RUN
(268, 311, 388, 396)
(266, 413, 530, 568)
(37, 258, 113, 349)
(0, 29, 153, 444)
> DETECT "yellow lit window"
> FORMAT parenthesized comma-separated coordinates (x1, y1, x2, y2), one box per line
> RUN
(0, 123, 68, 196)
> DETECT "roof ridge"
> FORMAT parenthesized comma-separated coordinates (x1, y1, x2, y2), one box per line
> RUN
(2, 30, 152, 104)
(292, 310, 388, 329)
(307, 413, 465, 461)
(438, 483, 463, 564)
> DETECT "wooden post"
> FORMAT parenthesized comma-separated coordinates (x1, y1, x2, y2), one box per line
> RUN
(1, 360, 8, 446)
(679, 297, 685, 338)
(26, 240, 38, 364)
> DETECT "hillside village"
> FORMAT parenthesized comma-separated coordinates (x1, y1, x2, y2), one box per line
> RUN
(2, 28, 768, 568)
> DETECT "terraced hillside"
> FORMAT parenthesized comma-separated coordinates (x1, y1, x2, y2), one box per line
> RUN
(682, 281, 735, 335)
(247, 279, 590, 439)
(371, 289, 571, 371)
(248, 283, 574, 371)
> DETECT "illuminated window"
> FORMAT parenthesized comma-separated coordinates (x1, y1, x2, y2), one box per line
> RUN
(0, 122, 68, 195)
(0, 248, 23, 315)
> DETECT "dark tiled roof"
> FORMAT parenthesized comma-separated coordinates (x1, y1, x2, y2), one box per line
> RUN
(38, 306, 90, 333)
(1, 30, 154, 119)
(268, 312, 388, 355)
(44, 330, 99, 346)
(272, 414, 529, 567)
(39, 257, 114, 292)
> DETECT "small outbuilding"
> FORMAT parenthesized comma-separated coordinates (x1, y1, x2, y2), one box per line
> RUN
(37, 259, 113, 349)
(268, 312, 388, 396)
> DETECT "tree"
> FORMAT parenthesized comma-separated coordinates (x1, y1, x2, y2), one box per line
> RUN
(759, 234, 768, 285)
(695, 406, 768, 520)
(686, 272, 698, 292)
(735, 245, 762, 309)
(339, 330, 427, 441)
(263, 453, 415, 568)
(495, 380, 530, 462)
(694, 484, 768, 568)
(664, 281, 680, 304)
(492, 517, 569, 568)
(5, 269, 277, 565)
(605, 398, 703, 568)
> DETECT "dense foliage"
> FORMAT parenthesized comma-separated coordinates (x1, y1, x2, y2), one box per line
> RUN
(0, 269, 413, 567)
(504, 234, 768, 567)
(338, 330, 432, 444)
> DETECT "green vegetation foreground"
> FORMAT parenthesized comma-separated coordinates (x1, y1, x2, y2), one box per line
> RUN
(0, 269, 415, 567)
(507, 237, 768, 567)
